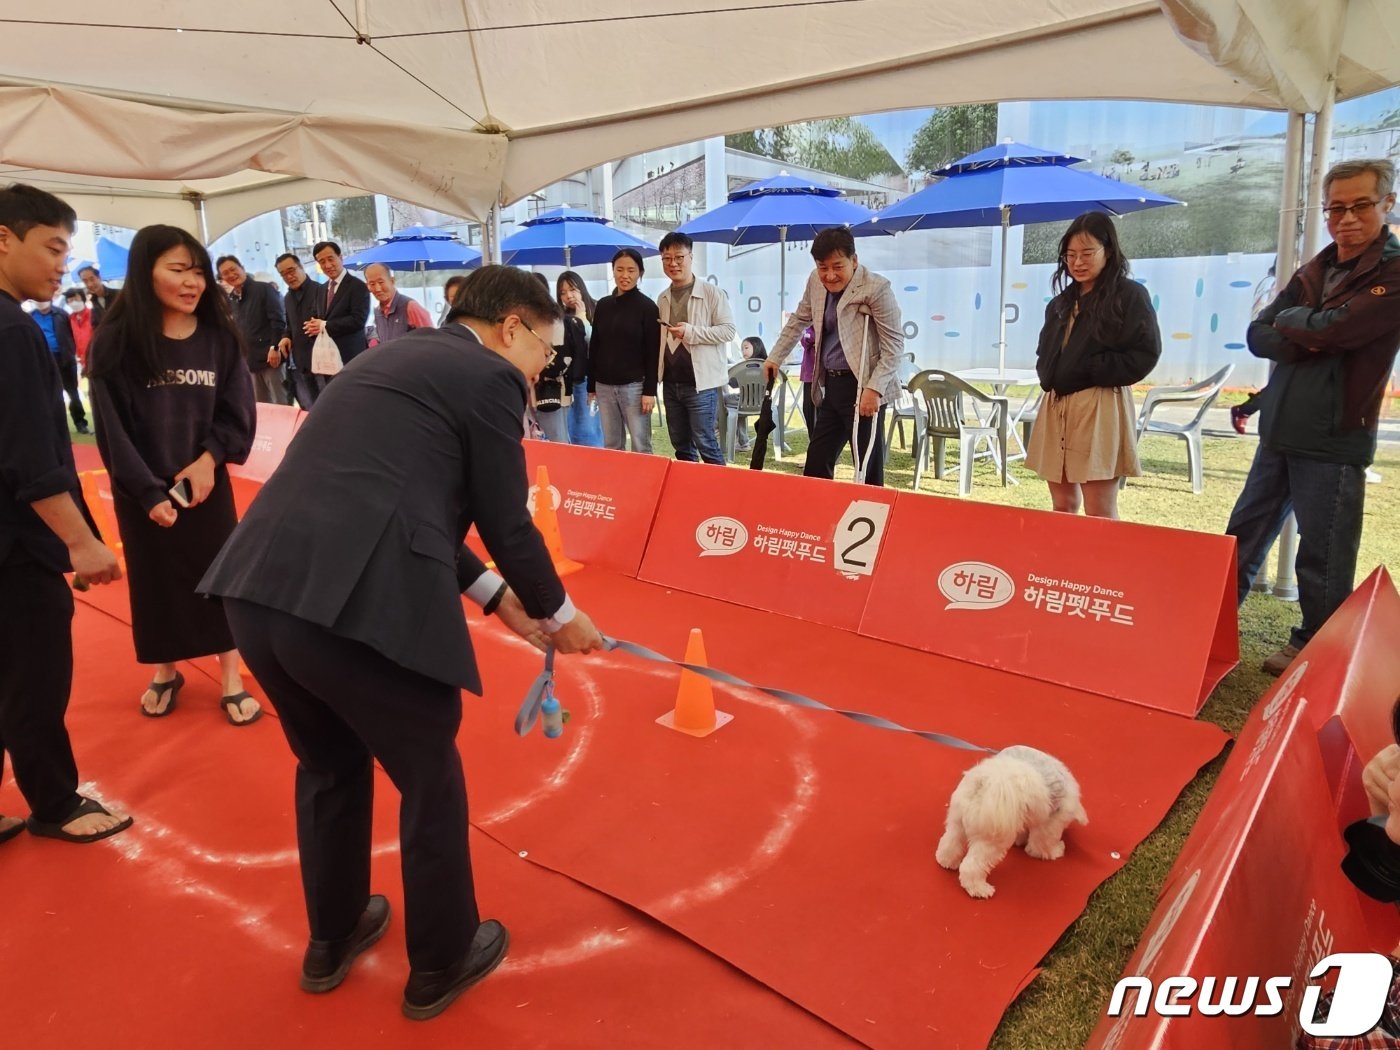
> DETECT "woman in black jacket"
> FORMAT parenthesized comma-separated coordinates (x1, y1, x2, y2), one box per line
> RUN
(1024, 211, 1161, 519)
(587, 249, 659, 453)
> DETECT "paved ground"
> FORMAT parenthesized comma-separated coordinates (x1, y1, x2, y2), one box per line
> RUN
(1157, 404, 1400, 447)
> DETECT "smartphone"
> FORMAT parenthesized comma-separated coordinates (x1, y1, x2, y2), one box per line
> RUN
(168, 478, 193, 508)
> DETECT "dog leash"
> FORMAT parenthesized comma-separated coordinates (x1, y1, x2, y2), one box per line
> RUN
(515, 634, 996, 754)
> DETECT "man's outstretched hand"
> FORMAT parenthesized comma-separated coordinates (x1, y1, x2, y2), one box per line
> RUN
(551, 609, 604, 654)
(494, 588, 548, 652)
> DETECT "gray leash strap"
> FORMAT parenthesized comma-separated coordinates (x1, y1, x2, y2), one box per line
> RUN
(512, 633, 994, 753)
(514, 644, 557, 736)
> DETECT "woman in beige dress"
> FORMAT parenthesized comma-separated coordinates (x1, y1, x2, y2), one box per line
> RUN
(1024, 211, 1161, 518)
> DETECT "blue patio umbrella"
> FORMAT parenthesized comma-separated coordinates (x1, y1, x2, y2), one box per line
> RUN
(343, 225, 481, 271)
(871, 142, 1184, 371)
(676, 173, 885, 327)
(499, 207, 657, 268)
(70, 236, 129, 284)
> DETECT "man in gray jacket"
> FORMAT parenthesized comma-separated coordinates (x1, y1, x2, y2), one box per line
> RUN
(764, 228, 903, 485)
(656, 232, 737, 464)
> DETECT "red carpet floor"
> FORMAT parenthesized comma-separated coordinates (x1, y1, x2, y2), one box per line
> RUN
(2, 557, 1227, 1048)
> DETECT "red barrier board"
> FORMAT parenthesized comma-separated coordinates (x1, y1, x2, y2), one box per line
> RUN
(521, 441, 670, 578)
(1086, 696, 1371, 1050)
(858, 492, 1238, 715)
(638, 464, 898, 632)
(1284, 567, 1400, 766)
(228, 403, 301, 484)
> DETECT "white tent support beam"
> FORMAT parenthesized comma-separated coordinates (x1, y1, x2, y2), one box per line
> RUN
(1272, 80, 1337, 602)
(1252, 109, 1308, 596)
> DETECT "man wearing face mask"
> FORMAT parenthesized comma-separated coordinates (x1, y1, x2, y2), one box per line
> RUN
(198, 265, 603, 1022)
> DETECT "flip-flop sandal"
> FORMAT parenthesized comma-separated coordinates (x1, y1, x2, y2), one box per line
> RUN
(140, 671, 184, 718)
(220, 691, 263, 727)
(26, 797, 133, 844)
(0, 816, 25, 846)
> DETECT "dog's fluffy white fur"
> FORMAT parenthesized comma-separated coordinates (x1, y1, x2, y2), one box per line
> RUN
(936, 745, 1088, 899)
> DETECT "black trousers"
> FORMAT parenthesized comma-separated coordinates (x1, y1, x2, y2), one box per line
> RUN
(56, 357, 87, 429)
(805, 371, 887, 486)
(0, 553, 82, 823)
(223, 599, 479, 971)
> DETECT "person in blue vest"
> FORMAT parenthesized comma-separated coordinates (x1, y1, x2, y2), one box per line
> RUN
(29, 293, 89, 433)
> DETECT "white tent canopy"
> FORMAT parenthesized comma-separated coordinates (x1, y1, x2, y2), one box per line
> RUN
(0, 1, 1394, 232)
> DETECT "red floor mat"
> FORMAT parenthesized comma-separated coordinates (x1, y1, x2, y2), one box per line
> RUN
(3, 596, 849, 1050)
(2, 567, 1226, 1049)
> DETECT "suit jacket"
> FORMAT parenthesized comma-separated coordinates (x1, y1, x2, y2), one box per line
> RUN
(228, 277, 287, 370)
(198, 323, 566, 693)
(655, 280, 737, 391)
(321, 271, 372, 362)
(281, 277, 325, 373)
(768, 264, 903, 405)
(89, 286, 117, 327)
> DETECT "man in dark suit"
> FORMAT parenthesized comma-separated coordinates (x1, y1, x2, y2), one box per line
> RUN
(28, 296, 88, 433)
(273, 253, 326, 408)
(77, 264, 117, 326)
(199, 265, 604, 1020)
(217, 254, 288, 404)
(307, 239, 371, 364)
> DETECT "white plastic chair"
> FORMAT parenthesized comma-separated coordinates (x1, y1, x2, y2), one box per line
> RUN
(907, 369, 1009, 496)
(1133, 363, 1234, 495)
(885, 356, 924, 451)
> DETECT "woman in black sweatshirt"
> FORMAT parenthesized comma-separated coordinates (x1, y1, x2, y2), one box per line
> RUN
(89, 225, 259, 724)
(587, 248, 659, 453)
(1024, 211, 1161, 519)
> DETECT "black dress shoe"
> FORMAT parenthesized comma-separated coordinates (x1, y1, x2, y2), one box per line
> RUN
(401, 919, 510, 1020)
(300, 894, 391, 993)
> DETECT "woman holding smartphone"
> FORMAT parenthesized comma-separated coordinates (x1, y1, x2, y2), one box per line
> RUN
(89, 225, 259, 724)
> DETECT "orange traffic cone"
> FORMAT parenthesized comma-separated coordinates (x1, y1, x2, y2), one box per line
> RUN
(532, 465, 584, 577)
(657, 628, 732, 737)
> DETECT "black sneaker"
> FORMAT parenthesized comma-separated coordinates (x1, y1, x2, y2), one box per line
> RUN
(75, 421, 91, 435)
(402, 919, 509, 1020)
(300, 895, 391, 993)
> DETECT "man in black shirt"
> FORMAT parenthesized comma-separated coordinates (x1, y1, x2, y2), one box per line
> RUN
(78, 263, 117, 326)
(274, 253, 327, 409)
(0, 182, 130, 844)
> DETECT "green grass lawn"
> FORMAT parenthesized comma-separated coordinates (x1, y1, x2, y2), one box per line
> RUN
(68, 394, 1396, 1048)
(656, 404, 1400, 1049)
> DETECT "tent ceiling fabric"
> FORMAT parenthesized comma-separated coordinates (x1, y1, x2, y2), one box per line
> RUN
(0, 84, 507, 235)
(1159, 0, 1400, 113)
(0, 1, 1394, 227)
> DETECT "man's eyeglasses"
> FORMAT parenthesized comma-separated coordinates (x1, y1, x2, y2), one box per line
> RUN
(518, 319, 558, 365)
(660, 253, 691, 265)
(1062, 247, 1103, 263)
(1323, 200, 1385, 221)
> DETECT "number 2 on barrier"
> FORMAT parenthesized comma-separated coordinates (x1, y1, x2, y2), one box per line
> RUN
(833, 500, 890, 577)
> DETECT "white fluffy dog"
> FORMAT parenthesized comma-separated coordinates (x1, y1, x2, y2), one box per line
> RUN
(936, 745, 1088, 899)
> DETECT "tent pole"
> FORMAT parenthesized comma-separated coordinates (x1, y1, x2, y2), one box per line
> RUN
(778, 225, 786, 335)
(1273, 88, 1335, 603)
(564, 244, 571, 269)
(997, 206, 1010, 374)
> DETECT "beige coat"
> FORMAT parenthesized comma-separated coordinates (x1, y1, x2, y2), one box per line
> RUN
(768, 264, 903, 405)
(656, 280, 737, 391)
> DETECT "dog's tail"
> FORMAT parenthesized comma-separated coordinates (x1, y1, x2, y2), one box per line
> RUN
(969, 765, 1049, 843)
(1069, 798, 1089, 826)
